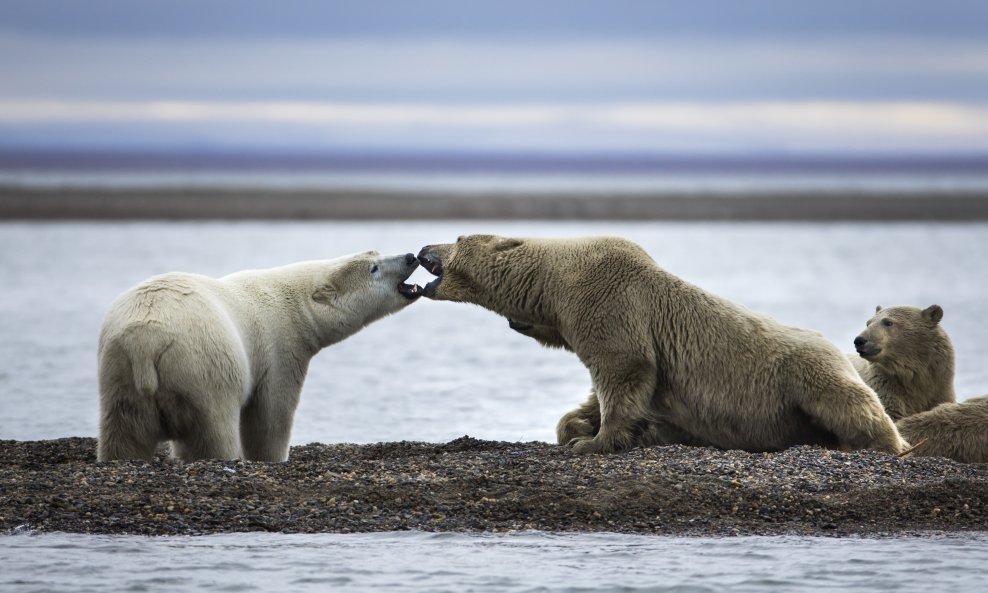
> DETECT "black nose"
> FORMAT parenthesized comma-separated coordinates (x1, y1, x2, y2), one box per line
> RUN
(405, 253, 417, 266)
(853, 336, 866, 348)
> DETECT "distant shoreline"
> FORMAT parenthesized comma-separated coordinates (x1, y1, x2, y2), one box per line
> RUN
(3, 185, 988, 221)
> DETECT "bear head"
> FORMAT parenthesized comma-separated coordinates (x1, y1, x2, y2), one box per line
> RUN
(307, 251, 421, 345)
(414, 234, 526, 310)
(853, 304, 945, 365)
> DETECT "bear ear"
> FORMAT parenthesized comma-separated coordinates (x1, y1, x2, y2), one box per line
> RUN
(923, 304, 944, 324)
(312, 283, 339, 305)
(493, 238, 522, 252)
(875, 305, 883, 313)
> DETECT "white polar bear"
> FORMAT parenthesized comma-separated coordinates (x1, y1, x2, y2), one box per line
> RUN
(97, 251, 422, 462)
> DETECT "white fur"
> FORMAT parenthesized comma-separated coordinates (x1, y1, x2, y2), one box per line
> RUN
(97, 251, 418, 461)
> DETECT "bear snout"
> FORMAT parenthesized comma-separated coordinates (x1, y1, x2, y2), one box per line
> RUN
(854, 336, 882, 358)
(404, 253, 417, 266)
(414, 246, 447, 298)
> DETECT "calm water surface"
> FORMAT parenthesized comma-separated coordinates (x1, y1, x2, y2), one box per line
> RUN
(4, 531, 988, 593)
(3, 221, 988, 592)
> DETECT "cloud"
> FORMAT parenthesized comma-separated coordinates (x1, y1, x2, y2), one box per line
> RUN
(2, 34, 987, 103)
(600, 102, 988, 136)
(3, 100, 988, 152)
(2, 30, 987, 152)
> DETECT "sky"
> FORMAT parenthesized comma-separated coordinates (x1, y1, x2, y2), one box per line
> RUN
(1, 0, 987, 154)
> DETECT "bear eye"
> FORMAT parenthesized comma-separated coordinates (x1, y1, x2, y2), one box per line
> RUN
(882, 319, 894, 327)
(370, 264, 379, 274)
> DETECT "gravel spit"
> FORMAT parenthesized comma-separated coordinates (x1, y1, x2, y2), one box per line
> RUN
(2, 437, 986, 537)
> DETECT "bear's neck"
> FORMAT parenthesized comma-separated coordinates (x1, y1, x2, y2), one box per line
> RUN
(872, 347, 956, 412)
(229, 275, 323, 358)
(484, 256, 556, 325)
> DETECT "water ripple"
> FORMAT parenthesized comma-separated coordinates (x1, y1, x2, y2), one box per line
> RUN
(4, 532, 988, 593)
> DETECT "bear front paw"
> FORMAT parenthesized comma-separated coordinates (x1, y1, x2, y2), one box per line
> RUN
(507, 318, 534, 332)
(556, 418, 596, 445)
(567, 436, 616, 454)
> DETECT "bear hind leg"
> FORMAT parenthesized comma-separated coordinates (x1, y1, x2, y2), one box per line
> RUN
(167, 399, 242, 461)
(795, 372, 907, 454)
(97, 393, 161, 461)
(170, 426, 241, 461)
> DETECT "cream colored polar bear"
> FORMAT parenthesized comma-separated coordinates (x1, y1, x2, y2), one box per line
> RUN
(97, 252, 421, 462)
(847, 304, 988, 463)
(416, 235, 907, 455)
(896, 397, 988, 463)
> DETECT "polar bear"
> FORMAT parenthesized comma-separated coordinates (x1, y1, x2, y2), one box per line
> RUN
(414, 235, 907, 455)
(849, 304, 955, 420)
(896, 397, 988, 463)
(97, 251, 422, 462)
(845, 304, 986, 463)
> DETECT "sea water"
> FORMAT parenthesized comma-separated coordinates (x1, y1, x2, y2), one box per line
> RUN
(4, 530, 987, 593)
(2, 220, 988, 591)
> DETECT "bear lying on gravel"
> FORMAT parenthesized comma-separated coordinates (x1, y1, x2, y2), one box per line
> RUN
(850, 305, 955, 420)
(896, 397, 988, 463)
(848, 304, 987, 463)
(98, 252, 421, 462)
(415, 235, 907, 455)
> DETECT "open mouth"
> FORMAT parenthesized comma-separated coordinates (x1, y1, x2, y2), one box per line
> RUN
(396, 261, 424, 300)
(417, 251, 445, 297)
(397, 281, 423, 299)
(397, 252, 444, 299)
(419, 252, 443, 277)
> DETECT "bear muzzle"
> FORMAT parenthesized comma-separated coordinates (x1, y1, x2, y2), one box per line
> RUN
(854, 335, 883, 359)
(417, 250, 444, 277)
(396, 252, 424, 300)
(415, 246, 446, 298)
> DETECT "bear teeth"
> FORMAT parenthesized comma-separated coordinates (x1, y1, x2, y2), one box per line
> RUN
(397, 283, 423, 300)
